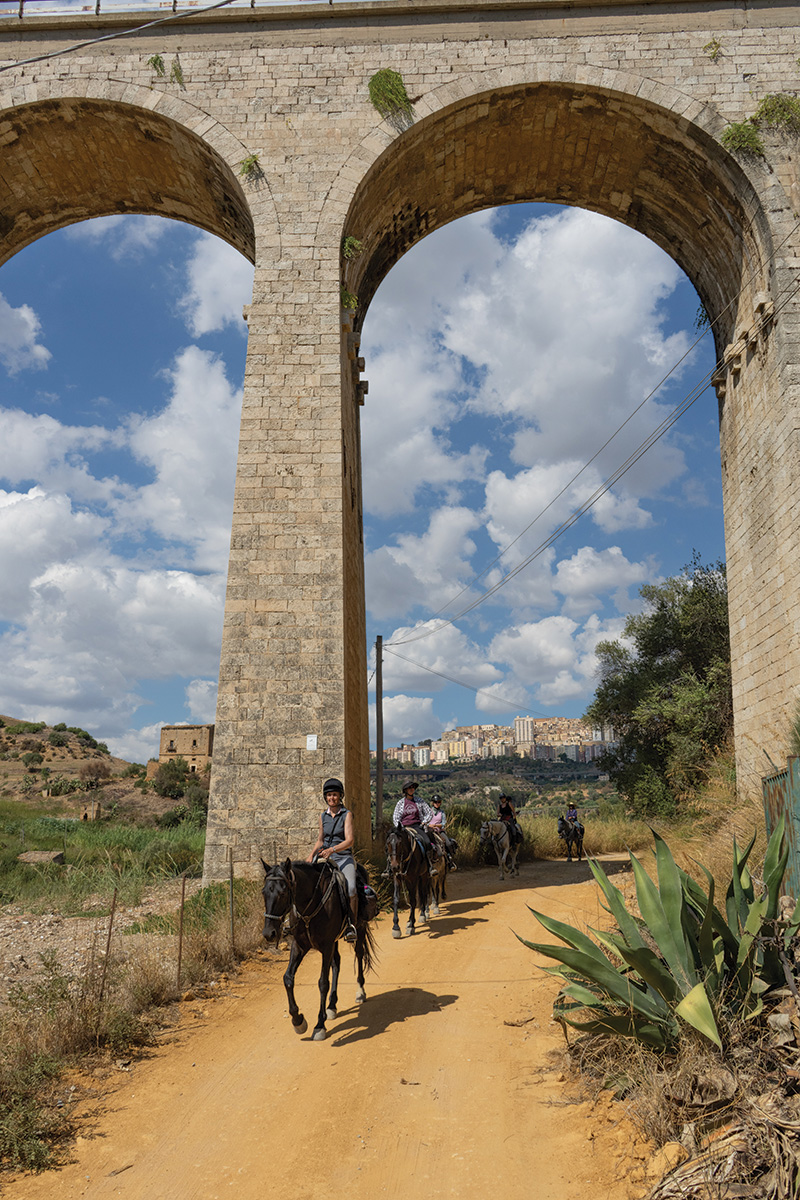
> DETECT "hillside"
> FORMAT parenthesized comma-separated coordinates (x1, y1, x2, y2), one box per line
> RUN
(0, 716, 173, 821)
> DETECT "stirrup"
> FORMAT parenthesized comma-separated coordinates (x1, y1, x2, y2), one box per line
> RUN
(344, 922, 357, 943)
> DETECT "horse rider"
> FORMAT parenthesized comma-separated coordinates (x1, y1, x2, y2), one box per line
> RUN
(307, 777, 358, 943)
(497, 793, 523, 845)
(566, 802, 584, 835)
(392, 780, 441, 870)
(428, 794, 458, 870)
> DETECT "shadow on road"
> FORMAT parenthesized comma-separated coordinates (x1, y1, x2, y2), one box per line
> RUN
(452, 857, 630, 900)
(329, 985, 458, 1046)
(425, 900, 490, 939)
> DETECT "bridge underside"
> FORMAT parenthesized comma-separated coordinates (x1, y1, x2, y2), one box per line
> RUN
(0, 4, 797, 875)
(0, 98, 254, 266)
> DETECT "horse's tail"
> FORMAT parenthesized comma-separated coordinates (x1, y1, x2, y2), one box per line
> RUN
(357, 919, 379, 975)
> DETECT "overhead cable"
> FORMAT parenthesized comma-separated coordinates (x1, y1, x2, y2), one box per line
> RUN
(388, 260, 800, 649)
(0, 0, 238, 73)
(383, 646, 548, 716)
(388, 212, 800, 645)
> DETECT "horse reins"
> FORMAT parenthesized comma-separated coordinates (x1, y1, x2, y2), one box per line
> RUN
(263, 863, 337, 927)
(387, 831, 419, 878)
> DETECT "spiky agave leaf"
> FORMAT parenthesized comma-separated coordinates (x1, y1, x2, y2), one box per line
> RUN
(674, 982, 722, 1048)
(629, 851, 697, 995)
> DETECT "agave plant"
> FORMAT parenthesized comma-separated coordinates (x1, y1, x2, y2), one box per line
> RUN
(518, 821, 799, 1050)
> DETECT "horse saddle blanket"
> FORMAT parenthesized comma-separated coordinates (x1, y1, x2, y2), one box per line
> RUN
(358, 881, 379, 923)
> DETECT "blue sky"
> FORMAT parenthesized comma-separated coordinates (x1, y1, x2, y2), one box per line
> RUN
(0, 203, 723, 761)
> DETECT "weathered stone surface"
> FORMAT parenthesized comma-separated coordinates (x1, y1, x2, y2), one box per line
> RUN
(17, 851, 65, 866)
(1, 1, 799, 879)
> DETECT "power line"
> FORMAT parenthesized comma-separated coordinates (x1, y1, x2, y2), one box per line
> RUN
(383, 646, 549, 716)
(0, 0, 238, 74)
(387, 239, 800, 650)
(387, 213, 800, 648)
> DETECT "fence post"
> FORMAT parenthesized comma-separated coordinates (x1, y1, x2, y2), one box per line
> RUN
(228, 849, 235, 955)
(176, 873, 187, 991)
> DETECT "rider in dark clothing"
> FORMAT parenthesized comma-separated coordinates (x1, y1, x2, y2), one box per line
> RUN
(307, 777, 358, 943)
(497, 793, 523, 846)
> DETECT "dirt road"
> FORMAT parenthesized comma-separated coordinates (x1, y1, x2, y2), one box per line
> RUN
(8, 861, 650, 1200)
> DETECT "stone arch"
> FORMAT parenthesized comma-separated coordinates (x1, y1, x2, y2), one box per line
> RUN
(324, 64, 796, 810)
(324, 63, 784, 357)
(0, 79, 279, 264)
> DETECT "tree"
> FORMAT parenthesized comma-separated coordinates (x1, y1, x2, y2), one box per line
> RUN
(585, 557, 732, 816)
(79, 759, 112, 790)
(153, 756, 190, 800)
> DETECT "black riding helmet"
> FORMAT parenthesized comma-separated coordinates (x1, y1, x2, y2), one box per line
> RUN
(401, 780, 417, 793)
(322, 777, 344, 797)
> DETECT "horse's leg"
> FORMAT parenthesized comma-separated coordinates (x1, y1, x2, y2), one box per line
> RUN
(419, 868, 430, 924)
(326, 942, 341, 1020)
(431, 871, 440, 916)
(405, 874, 416, 936)
(283, 939, 309, 1035)
(497, 844, 505, 881)
(392, 874, 402, 939)
(355, 928, 367, 1003)
(312, 944, 335, 1041)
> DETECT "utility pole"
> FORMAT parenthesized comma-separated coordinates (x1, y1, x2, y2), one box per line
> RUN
(375, 634, 384, 836)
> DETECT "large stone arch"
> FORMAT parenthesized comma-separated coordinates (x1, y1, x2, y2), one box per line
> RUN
(331, 63, 784, 344)
(0, 81, 276, 263)
(321, 70, 796, 817)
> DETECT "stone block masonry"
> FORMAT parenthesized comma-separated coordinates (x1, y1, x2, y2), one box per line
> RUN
(1, 0, 799, 878)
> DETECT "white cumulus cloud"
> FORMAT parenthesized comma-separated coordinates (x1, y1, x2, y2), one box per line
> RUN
(0, 293, 51, 375)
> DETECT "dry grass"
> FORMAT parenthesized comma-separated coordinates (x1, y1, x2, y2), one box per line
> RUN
(0, 879, 266, 1172)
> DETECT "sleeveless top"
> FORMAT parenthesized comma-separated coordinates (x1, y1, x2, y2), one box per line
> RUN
(321, 806, 355, 867)
(499, 800, 514, 821)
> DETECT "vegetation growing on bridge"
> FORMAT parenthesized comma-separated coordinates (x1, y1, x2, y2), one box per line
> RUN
(368, 68, 414, 129)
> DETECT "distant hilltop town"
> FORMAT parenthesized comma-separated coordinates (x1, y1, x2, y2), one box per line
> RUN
(373, 716, 617, 767)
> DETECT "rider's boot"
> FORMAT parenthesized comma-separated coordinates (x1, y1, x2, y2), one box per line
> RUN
(344, 895, 358, 943)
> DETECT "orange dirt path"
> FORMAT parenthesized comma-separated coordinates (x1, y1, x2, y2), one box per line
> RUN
(7, 861, 645, 1200)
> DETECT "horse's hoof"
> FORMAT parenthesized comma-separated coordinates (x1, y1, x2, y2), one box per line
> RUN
(293, 1017, 308, 1035)
(405, 926, 415, 936)
(392, 928, 402, 939)
(326, 1007, 337, 1020)
(355, 987, 366, 1003)
(432, 903, 440, 916)
(312, 1028, 327, 1041)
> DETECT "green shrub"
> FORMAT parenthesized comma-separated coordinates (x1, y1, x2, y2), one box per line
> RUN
(753, 92, 800, 133)
(721, 121, 765, 156)
(368, 68, 413, 124)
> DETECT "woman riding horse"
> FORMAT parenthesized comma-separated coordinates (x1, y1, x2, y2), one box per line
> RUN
(392, 780, 440, 870)
(307, 777, 357, 942)
(497, 793, 523, 846)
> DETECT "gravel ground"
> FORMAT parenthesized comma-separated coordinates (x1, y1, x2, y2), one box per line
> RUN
(0, 879, 205, 1003)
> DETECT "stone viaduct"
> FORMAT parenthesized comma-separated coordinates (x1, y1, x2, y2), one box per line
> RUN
(1, 0, 799, 879)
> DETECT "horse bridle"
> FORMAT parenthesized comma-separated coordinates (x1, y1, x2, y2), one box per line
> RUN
(263, 861, 338, 929)
(482, 821, 510, 852)
(387, 830, 418, 878)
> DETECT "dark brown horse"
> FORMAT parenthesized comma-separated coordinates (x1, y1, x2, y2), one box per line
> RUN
(428, 838, 449, 913)
(385, 826, 431, 938)
(558, 816, 584, 862)
(261, 858, 377, 1041)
